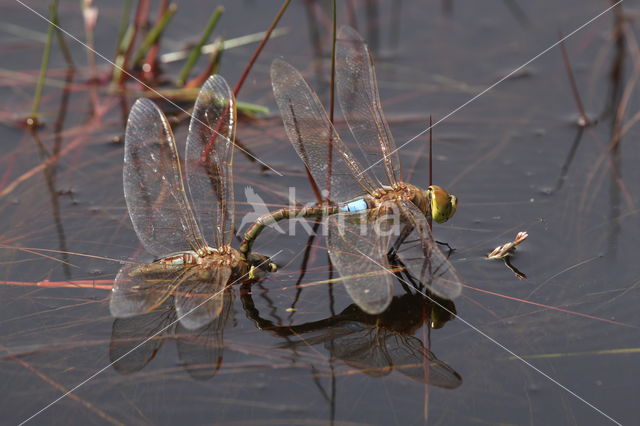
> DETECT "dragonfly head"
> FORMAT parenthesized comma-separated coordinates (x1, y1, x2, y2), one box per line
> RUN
(426, 185, 457, 223)
(429, 296, 457, 329)
(246, 252, 278, 279)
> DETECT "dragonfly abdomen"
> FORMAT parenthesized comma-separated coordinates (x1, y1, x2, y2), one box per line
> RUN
(157, 251, 200, 266)
(339, 198, 370, 213)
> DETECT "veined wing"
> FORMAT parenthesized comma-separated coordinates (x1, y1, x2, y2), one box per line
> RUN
(124, 98, 206, 257)
(387, 333, 462, 388)
(336, 26, 401, 188)
(326, 322, 393, 377)
(176, 289, 234, 380)
(185, 75, 236, 248)
(395, 201, 462, 300)
(109, 300, 176, 375)
(174, 265, 231, 330)
(271, 59, 377, 203)
(327, 210, 397, 314)
(110, 261, 187, 318)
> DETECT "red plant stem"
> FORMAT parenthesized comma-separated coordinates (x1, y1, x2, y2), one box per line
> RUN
(201, 1, 295, 200)
(326, 0, 337, 203)
(0, 279, 113, 290)
(142, 0, 169, 82)
(428, 116, 433, 230)
(463, 283, 639, 329)
(0, 344, 123, 425)
(119, 0, 151, 86)
(184, 38, 223, 89)
(559, 32, 589, 126)
(232, 0, 292, 97)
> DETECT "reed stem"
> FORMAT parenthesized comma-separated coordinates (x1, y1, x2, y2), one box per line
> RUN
(233, 0, 291, 96)
(326, 0, 337, 202)
(51, 0, 73, 68)
(132, 3, 177, 68)
(111, 25, 134, 85)
(115, 0, 132, 51)
(176, 6, 224, 87)
(185, 37, 224, 88)
(559, 34, 589, 127)
(29, 1, 57, 125)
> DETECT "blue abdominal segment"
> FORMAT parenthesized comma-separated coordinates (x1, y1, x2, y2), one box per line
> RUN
(339, 198, 369, 213)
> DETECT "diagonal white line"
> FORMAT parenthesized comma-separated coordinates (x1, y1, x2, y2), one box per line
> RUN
(15, 0, 283, 176)
(354, 248, 622, 426)
(359, 0, 623, 179)
(18, 250, 282, 425)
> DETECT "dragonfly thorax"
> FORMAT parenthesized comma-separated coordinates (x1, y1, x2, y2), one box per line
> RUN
(370, 183, 429, 214)
(203, 246, 241, 265)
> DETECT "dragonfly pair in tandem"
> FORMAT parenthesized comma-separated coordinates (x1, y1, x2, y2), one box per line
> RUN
(112, 26, 463, 323)
(110, 76, 276, 330)
(240, 26, 463, 314)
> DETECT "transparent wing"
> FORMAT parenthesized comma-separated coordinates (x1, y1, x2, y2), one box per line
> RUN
(336, 26, 401, 187)
(185, 75, 236, 247)
(395, 201, 463, 300)
(124, 98, 206, 257)
(174, 265, 231, 330)
(109, 301, 176, 375)
(387, 334, 462, 388)
(327, 323, 392, 377)
(271, 59, 377, 203)
(175, 289, 234, 380)
(110, 261, 186, 318)
(327, 210, 396, 314)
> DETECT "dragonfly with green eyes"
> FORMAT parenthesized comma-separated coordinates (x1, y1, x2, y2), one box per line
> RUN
(240, 26, 462, 314)
(111, 75, 276, 330)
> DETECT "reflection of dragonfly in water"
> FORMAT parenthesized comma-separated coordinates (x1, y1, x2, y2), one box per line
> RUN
(240, 26, 462, 314)
(109, 291, 234, 380)
(111, 75, 276, 330)
(242, 285, 461, 389)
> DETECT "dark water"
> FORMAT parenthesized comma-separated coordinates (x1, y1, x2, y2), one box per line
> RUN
(1, 0, 638, 424)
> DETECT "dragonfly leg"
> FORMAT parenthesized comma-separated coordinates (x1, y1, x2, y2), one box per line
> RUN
(435, 240, 455, 257)
(388, 223, 414, 258)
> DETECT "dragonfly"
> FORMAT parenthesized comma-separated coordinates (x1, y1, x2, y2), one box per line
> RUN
(110, 290, 235, 380)
(240, 26, 461, 314)
(242, 290, 461, 389)
(110, 75, 276, 330)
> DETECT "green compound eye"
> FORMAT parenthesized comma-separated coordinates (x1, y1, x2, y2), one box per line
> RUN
(428, 185, 457, 223)
(248, 265, 258, 280)
(246, 254, 277, 280)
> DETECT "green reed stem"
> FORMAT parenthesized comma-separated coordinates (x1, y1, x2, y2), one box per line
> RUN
(51, 0, 73, 68)
(112, 24, 134, 85)
(185, 37, 224, 88)
(115, 0, 132, 51)
(132, 3, 177, 67)
(30, 1, 57, 123)
(206, 36, 224, 75)
(176, 6, 224, 87)
(112, 0, 149, 86)
(236, 101, 269, 116)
